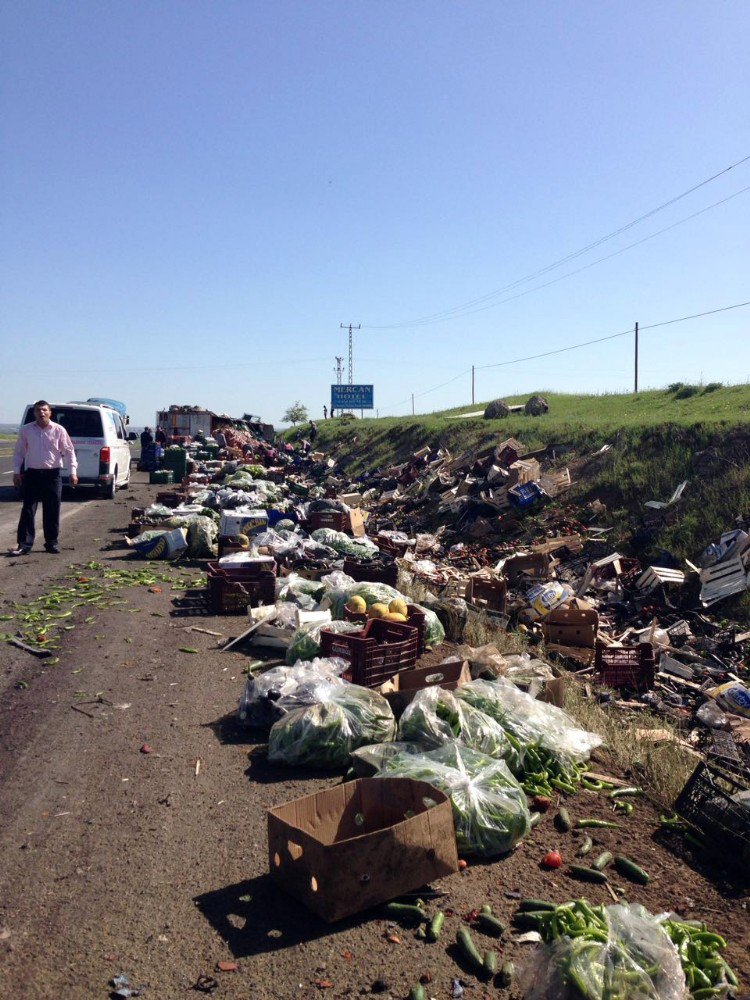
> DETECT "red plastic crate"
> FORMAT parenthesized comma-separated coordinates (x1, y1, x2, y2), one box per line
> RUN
(343, 603, 426, 656)
(310, 510, 349, 533)
(377, 535, 410, 558)
(320, 618, 420, 688)
(206, 569, 276, 614)
(155, 490, 186, 508)
(217, 536, 251, 558)
(343, 557, 399, 588)
(594, 642, 655, 692)
(206, 560, 277, 615)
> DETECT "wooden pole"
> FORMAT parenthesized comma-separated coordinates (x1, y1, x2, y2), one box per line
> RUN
(634, 322, 639, 393)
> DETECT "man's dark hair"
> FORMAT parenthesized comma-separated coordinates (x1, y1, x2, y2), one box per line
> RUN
(33, 400, 50, 409)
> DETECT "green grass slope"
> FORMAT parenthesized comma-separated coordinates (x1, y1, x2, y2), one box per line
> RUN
(290, 384, 750, 618)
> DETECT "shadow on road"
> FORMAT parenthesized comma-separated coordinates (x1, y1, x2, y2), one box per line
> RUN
(0, 484, 99, 504)
(194, 872, 362, 957)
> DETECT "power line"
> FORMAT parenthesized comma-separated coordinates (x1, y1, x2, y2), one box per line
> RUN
(373, 185, 750, 331)
(476, 299, 750, 371)
(364, 154, 750, 330)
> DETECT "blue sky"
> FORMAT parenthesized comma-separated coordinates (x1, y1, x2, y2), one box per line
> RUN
(2, 1, 748, 426)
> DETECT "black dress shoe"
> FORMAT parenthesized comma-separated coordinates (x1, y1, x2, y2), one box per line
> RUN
(9, 546, 31, 556)
(45, 544, 60, 554)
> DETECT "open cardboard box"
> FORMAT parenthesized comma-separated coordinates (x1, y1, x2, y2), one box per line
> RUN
(381, 660, 471, 717)
(268, 777, 458, 922)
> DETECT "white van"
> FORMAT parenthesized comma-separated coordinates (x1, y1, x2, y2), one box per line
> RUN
(20, 401, 134, 499)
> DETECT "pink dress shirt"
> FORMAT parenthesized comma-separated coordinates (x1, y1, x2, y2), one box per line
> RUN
(13, 421, 78, 475)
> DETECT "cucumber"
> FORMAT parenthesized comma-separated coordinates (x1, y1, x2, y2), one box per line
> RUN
(591, 851, 613, 872)
(577, 836, 593, 857)
(409, 988, 426, 1000)
(483, 950, 498, 977)
(427, 911, 444, 941)
(456, 927, 484, 973)
(568, 864, 608, 883)
(614, 856, 650, 884)
(499, 961, 515, 988)
(519, 899, 556, 912)
(382, 902, 427, 923)
(480, 903, 492, 915)
(555, 807, 572, 832)
(476, 913, 505, 937)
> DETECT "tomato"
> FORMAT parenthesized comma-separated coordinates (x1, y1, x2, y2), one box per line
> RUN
(542, 850, 563, 869)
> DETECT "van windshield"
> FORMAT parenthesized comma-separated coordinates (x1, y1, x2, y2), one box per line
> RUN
(24, 407, 104, 437)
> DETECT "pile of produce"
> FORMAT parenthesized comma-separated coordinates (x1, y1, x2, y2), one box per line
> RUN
(517, 899, 738, 1000)
(397, 686, 520, 769)
(455, 678, 601, 796)
(381, 742, 530, 857)
(268, 682, 396, 768)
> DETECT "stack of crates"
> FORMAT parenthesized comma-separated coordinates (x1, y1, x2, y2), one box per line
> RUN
(149, 469, 174, 485)
(162, 447, 188, 482)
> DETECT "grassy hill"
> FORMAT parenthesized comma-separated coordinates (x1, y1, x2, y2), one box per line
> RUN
(291, 383, 750, 619)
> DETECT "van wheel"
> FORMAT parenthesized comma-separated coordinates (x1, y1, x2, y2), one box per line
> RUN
(103, 474, 116, 500)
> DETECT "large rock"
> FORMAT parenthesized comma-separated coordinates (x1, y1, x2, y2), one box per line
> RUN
(525, 394, 549, 416)
(483, 399, 510, 419)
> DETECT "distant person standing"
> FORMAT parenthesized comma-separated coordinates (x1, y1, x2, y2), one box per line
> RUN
(323, 405, 328, 419)
(154, 426, 167, 447)
(10, 400, 78, 555)
(140, 426, 154, 448)
(309, 420, 318, 444)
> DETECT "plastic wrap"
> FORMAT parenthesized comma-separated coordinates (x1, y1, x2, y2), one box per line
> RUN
(238, 657, 348, 729)
(456, 678, 602, 763)
(310, 528, 379, 560)
(381, 743, 530, 856)
(286, 619, 364, 665)
(275, 573, 326, 605)
(397, 687, 520, 769)
(268, 682, 397, 768)
(519, 903, 688, 1000)
(349, 741, 423, 777)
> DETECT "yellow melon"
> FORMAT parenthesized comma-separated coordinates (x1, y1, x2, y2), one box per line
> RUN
(346, 595, 367, 614)
(368, 603, 389, 619)
(389, 599, 408, 616)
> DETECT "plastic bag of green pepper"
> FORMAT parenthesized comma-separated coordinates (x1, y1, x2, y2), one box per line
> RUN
(381, 742, 530, 857)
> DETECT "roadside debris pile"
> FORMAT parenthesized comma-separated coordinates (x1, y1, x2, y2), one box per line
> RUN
(115, 427, 750, 989)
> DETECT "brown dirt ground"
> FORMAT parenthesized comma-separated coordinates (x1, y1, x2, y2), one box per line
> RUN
(0, 473, 748, 1000)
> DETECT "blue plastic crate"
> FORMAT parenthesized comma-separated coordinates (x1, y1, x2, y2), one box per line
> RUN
(508, 481, 546, 508)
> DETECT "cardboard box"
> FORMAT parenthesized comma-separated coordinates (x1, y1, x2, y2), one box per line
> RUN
(348, 507, 367, 537)
(542, 608, 599, 649)
(383, 660, 472, 717)
(219, 509, 268, 537)
(268, 777, 459, 922)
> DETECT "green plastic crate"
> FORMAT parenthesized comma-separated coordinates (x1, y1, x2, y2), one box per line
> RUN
(150, 470, 174, 485)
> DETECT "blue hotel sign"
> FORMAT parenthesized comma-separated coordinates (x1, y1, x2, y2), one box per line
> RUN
(331, 384, 374, 410)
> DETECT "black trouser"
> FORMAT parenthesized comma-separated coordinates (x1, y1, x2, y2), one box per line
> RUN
(17, 468, 62, 549)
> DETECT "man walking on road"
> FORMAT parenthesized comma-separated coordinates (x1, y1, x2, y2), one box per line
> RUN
(10, 401, 78, 556)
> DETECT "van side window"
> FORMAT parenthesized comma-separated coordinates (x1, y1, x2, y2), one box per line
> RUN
(115, 415, 125, 440)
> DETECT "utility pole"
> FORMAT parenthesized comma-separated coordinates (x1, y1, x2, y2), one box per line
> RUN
(634, 322, 639, 393)
(334, 356, 344, 385)
(340, 323, 360, 385)
(412, 393, 415, 416)
(471, 365, 475, 405)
